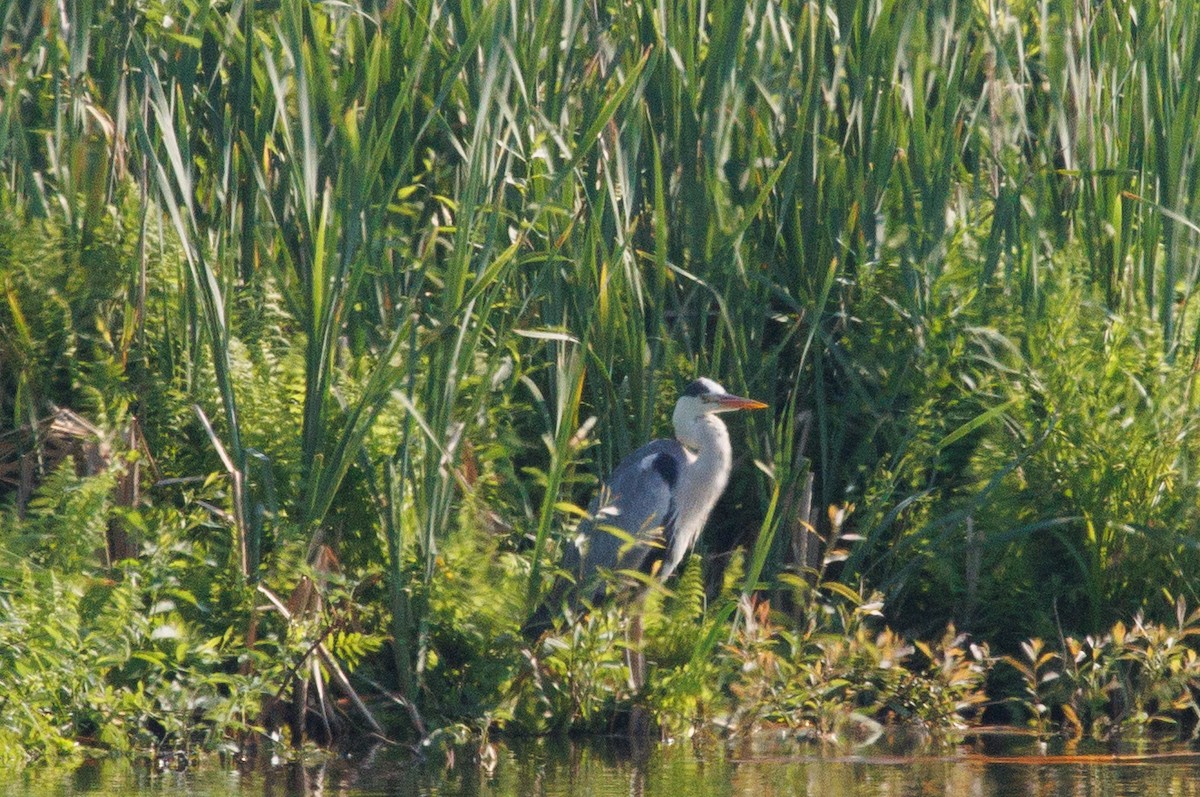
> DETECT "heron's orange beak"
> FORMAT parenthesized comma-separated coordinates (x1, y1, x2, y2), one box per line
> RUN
(713, 393, 768, 411)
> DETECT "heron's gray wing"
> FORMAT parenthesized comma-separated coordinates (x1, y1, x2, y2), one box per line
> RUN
(523, 439, 684, 638)
(561, 438, 684, 595)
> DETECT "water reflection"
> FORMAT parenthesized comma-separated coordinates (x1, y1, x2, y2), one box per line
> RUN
(332, 734, 1200, 797)
(350, 734, 1200, 797)
(9, 733, 1200, 797)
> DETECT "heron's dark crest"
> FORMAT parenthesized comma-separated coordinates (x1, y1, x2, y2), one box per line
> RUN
(682, 378, 722, 398)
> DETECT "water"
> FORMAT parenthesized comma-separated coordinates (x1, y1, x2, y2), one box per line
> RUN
(10, 733, 1200, 796)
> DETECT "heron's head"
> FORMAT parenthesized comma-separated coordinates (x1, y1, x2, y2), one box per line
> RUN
(673, 378, 768, 431)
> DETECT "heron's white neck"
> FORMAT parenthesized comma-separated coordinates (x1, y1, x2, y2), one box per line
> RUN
(663, 411, 733, 578)
(674, 411, 732, 461)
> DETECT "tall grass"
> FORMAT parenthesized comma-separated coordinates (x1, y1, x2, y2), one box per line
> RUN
(4, 0, 1200, 741)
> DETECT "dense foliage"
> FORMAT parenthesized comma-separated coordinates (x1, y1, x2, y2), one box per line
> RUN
(3, 0, 1200, 765)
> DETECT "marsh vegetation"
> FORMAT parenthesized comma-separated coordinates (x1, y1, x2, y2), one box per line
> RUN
(3, 0, 1200, 767)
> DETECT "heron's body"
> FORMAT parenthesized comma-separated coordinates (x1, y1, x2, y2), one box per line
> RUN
(525, 378, 765, 636)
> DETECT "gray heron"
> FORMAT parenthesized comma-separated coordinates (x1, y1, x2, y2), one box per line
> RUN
(523, 377, 768, 638)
